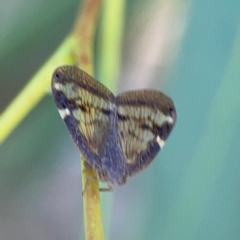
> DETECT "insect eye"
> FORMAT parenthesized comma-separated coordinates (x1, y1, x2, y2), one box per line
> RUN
(55, 73, 60, 79)
(54, 71, 64, 82)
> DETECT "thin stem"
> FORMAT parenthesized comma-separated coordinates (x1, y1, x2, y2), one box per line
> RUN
(0, 36, 76, 144)
(72, 0, 104, 240)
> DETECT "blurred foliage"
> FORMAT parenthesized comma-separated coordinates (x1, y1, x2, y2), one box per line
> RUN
(1, 0, 240, 240)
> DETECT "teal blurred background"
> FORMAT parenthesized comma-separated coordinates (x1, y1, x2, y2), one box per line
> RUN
(1, 0, 240, 240)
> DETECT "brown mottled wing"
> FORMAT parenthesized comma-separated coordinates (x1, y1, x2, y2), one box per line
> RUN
(116, 90, 176, 177)
(51, 66, 115, 169)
